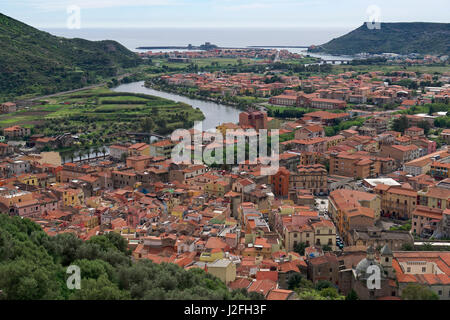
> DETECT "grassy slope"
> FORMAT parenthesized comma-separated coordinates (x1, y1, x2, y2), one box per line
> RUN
(0, 13, 141, 100)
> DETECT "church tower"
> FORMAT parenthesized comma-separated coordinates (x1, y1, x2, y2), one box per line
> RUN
(367, 245, 376, 261)
(380, 244, 394, 278)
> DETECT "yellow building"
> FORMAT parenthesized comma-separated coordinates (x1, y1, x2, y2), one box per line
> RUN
(171, 205, 186, 219)
(205, 180, 229, 197)
(418, 186, 450, 211)
(311, 219, 337, 249)
(200, 248, 224, 262)
(284, 216, 336, 251)
(242, 237, 273, 259)
(207, 259, 237, 284)
(63, 188, 84, 207)
(18, 174, 39, 186)
(278, 205, 295, 216)
(128, 143, 151, 157)
(326, 135, 345, 149)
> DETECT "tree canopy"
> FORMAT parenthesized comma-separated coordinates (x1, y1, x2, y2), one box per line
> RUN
(0, 214, 255, 300)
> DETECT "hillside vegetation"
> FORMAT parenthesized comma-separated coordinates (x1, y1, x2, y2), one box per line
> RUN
(0, 214, 260, 300)
(0, 13, 141, 100)
(309, 22, 450, 55)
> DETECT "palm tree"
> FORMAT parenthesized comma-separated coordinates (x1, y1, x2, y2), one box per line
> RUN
(69, 151, 75, 163)
(84, 145, 91, 162)
(77, 150, 85, 162)
(60, 152, 67, 164)
(93, 146, 100, 159)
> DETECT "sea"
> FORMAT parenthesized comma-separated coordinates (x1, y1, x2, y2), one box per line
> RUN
(44, 27, 353, 59)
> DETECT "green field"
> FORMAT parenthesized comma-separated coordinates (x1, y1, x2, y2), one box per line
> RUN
(0, 86, 205, 149)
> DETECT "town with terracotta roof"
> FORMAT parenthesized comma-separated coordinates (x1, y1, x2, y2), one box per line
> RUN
(0, 3, 449, 304)
(1, 90, 449, 300)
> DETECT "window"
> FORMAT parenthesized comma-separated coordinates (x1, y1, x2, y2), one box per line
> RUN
(422, 267, 426, 272)
(407, 267, 411, 272)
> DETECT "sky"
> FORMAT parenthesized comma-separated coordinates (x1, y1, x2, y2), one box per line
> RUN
(1, 0, 449, 29)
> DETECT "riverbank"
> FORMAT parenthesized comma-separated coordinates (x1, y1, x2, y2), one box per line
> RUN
(112, 81, 242, 130)
(143, 79, 261, 110)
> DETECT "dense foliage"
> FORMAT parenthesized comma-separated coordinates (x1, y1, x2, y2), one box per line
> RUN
(310, 23, 450, 55)
(288, 275, 345, 300)
(0, 214, 255, 300)
(0, 13, 141, 100)
(401, 283, 439, 300)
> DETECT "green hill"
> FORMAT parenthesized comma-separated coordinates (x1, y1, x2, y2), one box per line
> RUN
(0, 13, 141, 100)
(0, 214, 263, 300)
(309, 22, 450, 56)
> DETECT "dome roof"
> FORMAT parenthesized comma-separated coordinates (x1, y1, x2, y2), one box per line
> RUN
(381, 244, 392, 256)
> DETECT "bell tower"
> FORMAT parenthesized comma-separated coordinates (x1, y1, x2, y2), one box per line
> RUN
(380, 244, 393, 278)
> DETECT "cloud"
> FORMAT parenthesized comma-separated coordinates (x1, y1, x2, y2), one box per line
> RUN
(221, 3, 272, 11)
(11, 0, 176, 11)
(217, 0, 325, 12)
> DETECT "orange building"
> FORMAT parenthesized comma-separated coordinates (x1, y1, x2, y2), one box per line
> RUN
(271, 167, 290, 197)
(239, 110, 267, 131)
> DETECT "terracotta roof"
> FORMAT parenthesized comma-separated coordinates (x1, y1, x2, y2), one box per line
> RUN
(266, 289, 295, 300)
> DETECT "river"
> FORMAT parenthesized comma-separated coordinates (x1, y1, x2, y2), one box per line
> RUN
(63, 81, 240, 163)
(112, 81, 242, 130)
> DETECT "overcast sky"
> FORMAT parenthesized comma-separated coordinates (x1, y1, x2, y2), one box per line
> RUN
(1, 0, 449, 29)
